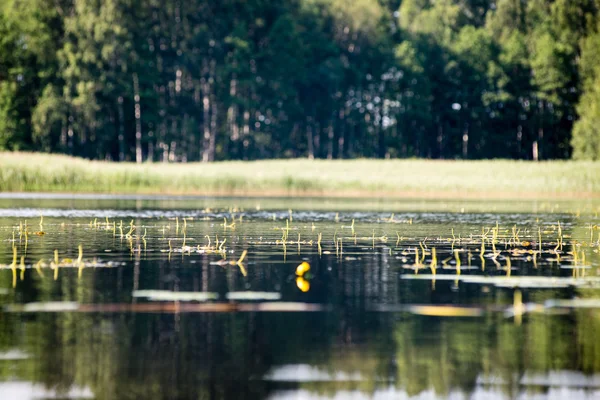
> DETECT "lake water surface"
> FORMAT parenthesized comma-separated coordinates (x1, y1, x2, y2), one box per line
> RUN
(1, 194, 599, 400)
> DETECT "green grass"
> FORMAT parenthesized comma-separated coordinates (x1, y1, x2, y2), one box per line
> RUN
(1, 151, 600, 199)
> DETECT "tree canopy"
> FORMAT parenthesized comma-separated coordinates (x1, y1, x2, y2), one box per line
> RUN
(1, 0, 599, 161)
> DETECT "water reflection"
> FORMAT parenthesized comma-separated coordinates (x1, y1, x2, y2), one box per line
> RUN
(0, 197, 599, 399)
(2, 308, 600, 399)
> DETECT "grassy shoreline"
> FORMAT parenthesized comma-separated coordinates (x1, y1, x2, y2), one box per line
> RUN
(1, 152, 600, 199)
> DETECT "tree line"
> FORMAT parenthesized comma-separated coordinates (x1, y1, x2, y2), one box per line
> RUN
(1, 0, 600, 161)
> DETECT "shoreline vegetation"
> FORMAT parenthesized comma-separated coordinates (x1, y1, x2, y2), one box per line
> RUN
(1, 152, 600, 200)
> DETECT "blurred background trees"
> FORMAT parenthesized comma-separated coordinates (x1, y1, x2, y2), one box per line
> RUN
(1, 0, 599, 161)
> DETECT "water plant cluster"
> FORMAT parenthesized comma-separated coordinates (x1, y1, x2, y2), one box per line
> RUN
(2, 207, 599, 313)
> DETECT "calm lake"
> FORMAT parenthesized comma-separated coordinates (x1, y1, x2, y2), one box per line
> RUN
(1, 194, 599, 400)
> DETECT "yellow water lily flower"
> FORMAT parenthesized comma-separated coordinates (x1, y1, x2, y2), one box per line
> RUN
(295, 261, 310, 276)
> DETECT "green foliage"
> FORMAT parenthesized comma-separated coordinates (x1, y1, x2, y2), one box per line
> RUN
(572, 19, 600, 160)
(0, 0, 599, 160)
(0, 81, 17, 150)
(31, 84, 65, 151)
(572, 85, 600, 160)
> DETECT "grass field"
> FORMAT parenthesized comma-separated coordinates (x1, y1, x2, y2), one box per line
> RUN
(1, 152, 599, 199)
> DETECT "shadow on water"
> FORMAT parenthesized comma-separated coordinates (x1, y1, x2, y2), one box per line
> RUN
(0, 195, 599, 399)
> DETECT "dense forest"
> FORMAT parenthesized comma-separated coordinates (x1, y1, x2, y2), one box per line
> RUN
(1, 0, 600, 161)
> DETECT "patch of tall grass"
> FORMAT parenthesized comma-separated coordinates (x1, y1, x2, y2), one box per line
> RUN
(1, 152, 600, 198)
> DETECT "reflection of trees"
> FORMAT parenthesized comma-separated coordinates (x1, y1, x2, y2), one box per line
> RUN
(5, 311, 276, 399)
(8, 286, 593, 399)
(575, 291, 600, 374)
(0, 256, 350, 399)
(292, 291, 600, 399)
(11, 312, 393, 399)
(393, 318, 486, 397)
(3, 288, 600, 399)
(391, 309, 600, 398)
(0, 260, 391, 399)
(1, 217, 600, 399)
